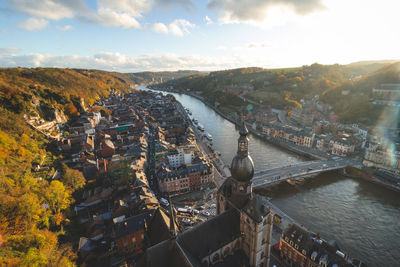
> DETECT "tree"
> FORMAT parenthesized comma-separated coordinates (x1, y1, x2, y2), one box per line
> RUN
(44, 181, 71, 226)
(64, 103, 79, 119)
(60, 164, 86, 192)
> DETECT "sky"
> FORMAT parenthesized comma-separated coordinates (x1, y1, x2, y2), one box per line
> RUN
(0, 0, 399, 72)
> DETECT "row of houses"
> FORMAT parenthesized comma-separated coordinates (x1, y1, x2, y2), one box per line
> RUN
(235, 107, 278, 125)
(261, 123, 357, 157)
(157, 156, 214, 194)
(67, 91, 192, 266)
(142, 93, 214, 195)
(280, 223, 365, 267)
(363, 144, 400, 171)
(262, 123, 315, 148)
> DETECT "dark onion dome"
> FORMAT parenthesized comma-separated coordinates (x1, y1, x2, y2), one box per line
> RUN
(230, 122, 254, 182)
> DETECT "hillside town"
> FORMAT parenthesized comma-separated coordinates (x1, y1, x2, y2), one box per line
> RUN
(59, 90, 217, 265)
(54, 89, 370, 266)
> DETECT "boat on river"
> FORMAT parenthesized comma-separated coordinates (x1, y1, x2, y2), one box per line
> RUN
(197, 123, 204, 131)
(205, 132, 213, 141)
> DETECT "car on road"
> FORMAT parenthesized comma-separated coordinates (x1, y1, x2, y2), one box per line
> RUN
(192, 209, 200, 215)
(202, 211, 210, 216)
(160, 198, 169, 207)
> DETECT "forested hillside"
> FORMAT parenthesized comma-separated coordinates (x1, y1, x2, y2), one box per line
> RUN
(0, 67, 131, 266)
(164, 62, 399, 126)
(321, 62, 400, 125)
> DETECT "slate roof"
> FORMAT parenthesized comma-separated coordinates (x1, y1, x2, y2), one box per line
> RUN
(114, 210, 153, 239)
(283, 224, 350, 266)
(141, 239, 192, 267)
(242, 193, 271, 223)
(176, 208, 241, 261)
(148, 208, 179, 246)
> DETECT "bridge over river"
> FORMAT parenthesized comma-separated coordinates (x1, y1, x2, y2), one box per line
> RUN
(252, 158, 361, 188)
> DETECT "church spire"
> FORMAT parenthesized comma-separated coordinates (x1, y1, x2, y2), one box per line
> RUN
(230, 116, 254, 183)
(237, 121, 249, 156)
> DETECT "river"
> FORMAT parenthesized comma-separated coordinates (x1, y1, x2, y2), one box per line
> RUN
(138, 86, 400, 266)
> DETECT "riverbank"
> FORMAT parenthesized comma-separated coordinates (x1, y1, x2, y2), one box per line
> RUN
(145, 86, 400, 193)
(148, 86, 325, 160)
(344, 166, 400, 193)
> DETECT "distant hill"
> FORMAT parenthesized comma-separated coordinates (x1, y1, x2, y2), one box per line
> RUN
(164, 62, 399, 126)
(347, 59, 399, 66)
(126, 70, 202, 85)
(317, 62, 400, 126)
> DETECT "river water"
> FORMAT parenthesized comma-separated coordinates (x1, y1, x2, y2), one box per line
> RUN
(138, 87, 400, 266)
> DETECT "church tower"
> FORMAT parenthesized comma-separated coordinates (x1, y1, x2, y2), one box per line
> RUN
(217, 120, 273, 267)
(230, 121, 254, 207)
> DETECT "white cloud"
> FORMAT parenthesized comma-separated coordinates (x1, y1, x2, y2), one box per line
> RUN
(152, 22, 169, 34)
(151, 19, 195, 36)
(97, 0, 152, 17)
(6, 0, 195, 31)
(57, 25, 73, 31)
(208, 0, 324, 25)
(205, 15, 213, 24)
(168, 19, 195, 36)
(0, 51, 253, 72)
(89, 7, 141, 29)
(6, 0, 76, 20)
(18, 17, 49, 31)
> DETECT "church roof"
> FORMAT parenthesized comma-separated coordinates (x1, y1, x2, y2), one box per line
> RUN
(148, 208, 171, 245)
(177, 208, 241, 261)
(141, 239, 192, 267)
(242, 193, 271, 224)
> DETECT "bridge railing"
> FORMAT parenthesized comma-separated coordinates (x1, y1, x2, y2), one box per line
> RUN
(252, 163, 348, 187)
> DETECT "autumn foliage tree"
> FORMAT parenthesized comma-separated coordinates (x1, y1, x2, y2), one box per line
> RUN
(60, 163, 86, 192)
(64, 103, 79, 119)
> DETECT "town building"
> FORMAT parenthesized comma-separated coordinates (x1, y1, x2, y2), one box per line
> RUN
(280, 224, 354, 267)
(331, 138, 355, 157)
(166, 145, 196, 168)
(363, 144, 400, 171)
(290, 107, 314, 127)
